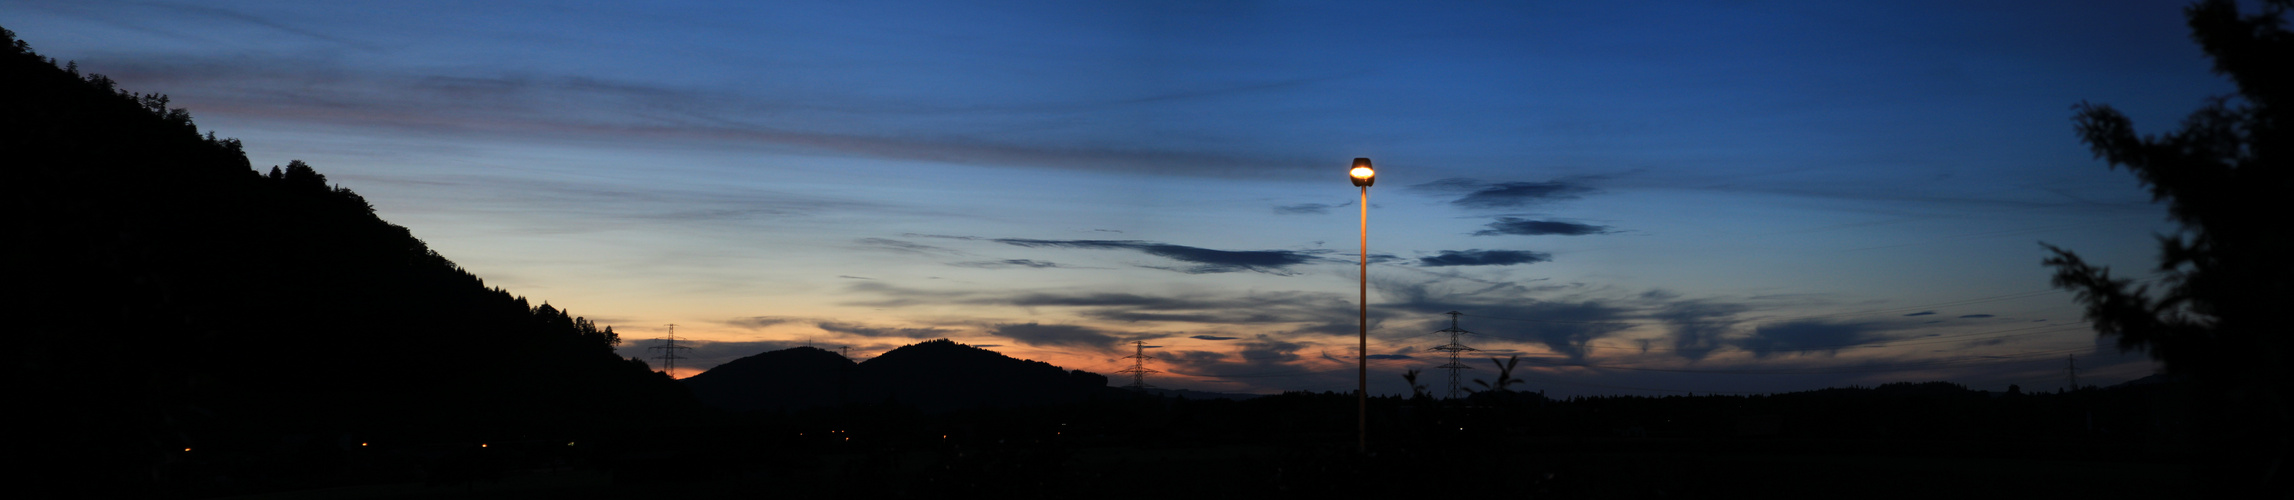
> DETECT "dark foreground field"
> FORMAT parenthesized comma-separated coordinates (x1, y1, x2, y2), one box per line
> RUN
(194, 383, 2213, 500)
(208, 436, 2193, 500)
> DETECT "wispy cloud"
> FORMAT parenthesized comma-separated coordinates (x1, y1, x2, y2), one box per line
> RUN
(988, 322, 1149, 351)
(816, 321, 958, 338)
(1648, 299, 1749, 361)
(1190, 334, 1240, 341)
(1473, 218, 1611, 236)
(948, 259, 1068, 269)
(1417, 249, 1553, 267)
(1409, 178, 1598, 209)
(994, 238, 1319, 275)
(727, 316, 802, 329)
(1736, 320, 1897, 358)
(1163, 335, 1307, 374)
(857, 237, 961, 256)
(80, 50, 1338, 179)
(1378, 280, 1635, 361)
(990, 290, 1348, 326)
(1273, 201, 1349, 215)
(840, 281, 974, 308)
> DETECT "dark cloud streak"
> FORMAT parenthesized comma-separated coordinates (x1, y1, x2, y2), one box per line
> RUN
(995, 238, 1316, 274)
(1410, 178, 1598, 209)
(989, 322, 1143, 351)
(1273, 201, 1349, 215)
(1473, 218, 1611, 236)
(1736, 320, 1895, 358)
(816, 321, 956, 338)
(1417, 249, 1552, 267)
(948, 259, 1066, 269)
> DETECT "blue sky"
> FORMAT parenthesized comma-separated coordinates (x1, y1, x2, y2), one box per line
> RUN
(5, 0, 2225, 396)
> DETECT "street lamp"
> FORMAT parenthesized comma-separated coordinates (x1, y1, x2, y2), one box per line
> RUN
(1350, 157, 1374, 454)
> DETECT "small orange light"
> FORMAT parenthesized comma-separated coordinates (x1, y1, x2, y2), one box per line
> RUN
(481, 443, 488, 448)
(183, 448, 192, 452)
(360, 442, 368, 447)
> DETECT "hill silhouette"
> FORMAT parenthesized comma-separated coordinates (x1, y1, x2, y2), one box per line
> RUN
(681, 346, 857, 412)
(2, 26, 693, 495)
(683, 339, 1127, 413)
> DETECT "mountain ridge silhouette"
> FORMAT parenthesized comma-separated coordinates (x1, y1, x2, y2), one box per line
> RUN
(683, 339, 1133, 413)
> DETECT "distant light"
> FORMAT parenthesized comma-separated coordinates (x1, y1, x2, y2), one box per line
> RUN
(360, 442, 368, 447)
(567, 442, 576, 447)
(481, 443, 488, 448)
(183, 448, 191, 452)
(1349, 158, 1376, 187)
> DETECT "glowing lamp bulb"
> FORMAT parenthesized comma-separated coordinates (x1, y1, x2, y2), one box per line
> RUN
(1349, 158, 1376, 187)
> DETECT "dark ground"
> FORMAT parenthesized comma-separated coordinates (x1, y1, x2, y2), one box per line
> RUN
(204, 436, 2192, 500)
(192, 384, 2210, 500)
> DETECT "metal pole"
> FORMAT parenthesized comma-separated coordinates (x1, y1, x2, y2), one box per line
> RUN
(1358, 185, 1369, 454)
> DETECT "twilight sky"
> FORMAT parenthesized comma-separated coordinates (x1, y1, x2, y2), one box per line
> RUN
(6, 0, 2225, 396)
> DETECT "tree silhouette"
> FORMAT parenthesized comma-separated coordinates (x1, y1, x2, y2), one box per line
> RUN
(1470, 355, 1525, 393)
(1401, 368, 1430, 400)
(2043, 0, 2289, 485)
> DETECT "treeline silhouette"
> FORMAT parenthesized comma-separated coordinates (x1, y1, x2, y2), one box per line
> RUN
(2, 27, 692, 497)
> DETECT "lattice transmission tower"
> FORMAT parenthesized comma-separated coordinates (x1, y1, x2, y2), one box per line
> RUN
(1430, 311, 1479, 399)
(1116, 341, 1159, 391)
(2065, 354, 2080, 391)
(648, 323, 693, 376)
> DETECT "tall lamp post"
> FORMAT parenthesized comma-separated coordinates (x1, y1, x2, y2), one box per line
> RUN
(1349, 157, 1375, 454)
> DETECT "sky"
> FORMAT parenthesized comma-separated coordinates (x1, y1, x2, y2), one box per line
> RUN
(4, 0, 2231, 397)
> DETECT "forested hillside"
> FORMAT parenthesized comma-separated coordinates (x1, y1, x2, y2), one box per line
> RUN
(2, 27, 693, 495)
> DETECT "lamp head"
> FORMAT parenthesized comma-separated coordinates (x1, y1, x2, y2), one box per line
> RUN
(1349, 158, 1375, 187)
